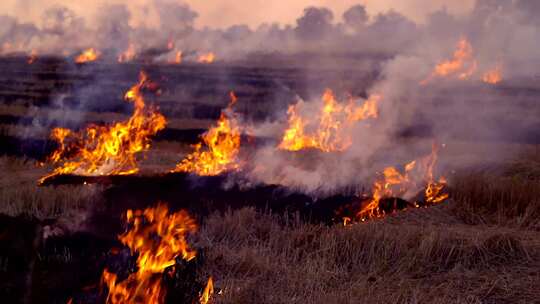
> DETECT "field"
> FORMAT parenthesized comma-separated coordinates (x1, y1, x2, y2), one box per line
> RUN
(0, 57, 539, 303)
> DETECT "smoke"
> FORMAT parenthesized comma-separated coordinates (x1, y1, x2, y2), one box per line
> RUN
(3, 1, 540, 193)
(239, 0, 540, 193)
(0, 2, 420, 62)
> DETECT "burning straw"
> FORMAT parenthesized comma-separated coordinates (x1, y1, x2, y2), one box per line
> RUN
(38, 72, 166, 185)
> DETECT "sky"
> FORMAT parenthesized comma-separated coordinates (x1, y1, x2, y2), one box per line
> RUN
(2, 0, 475, 29)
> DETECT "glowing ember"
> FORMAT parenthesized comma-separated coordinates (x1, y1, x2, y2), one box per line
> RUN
(421, 38, 477, 84)
(27, 50, 37, 64)
(354, 144, 448, 222)
(75, 48, 101, 63)
(101, 203, 199, 304)
(278, 89, 380, 152)
(482, 64, 503, 84)
(39, 72, 166, 184)
(118, 44, 136, 63)
(170, 50, 183, 64)
(173, 92, 241, 176)
(198, 52, 216, 64)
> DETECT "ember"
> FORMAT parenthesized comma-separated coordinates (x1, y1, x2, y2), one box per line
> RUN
(482, 64, 503, 84)
(75, 48, 101, 63)
(27, 50, 37, 64)
(172, 51, 183, 64)
(197, 52, 215, 64)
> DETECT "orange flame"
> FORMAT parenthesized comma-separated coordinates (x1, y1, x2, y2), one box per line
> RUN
(423, 144, 449, 204)
(118, 44, 136, 63)
(39, 72, 166, 183)
(169, 50, 183, 64)
(75, 48, 101, 63)
(199, 277, 214, 304)
(173, 92, 241, 176)
(101, 203, 198, 304)
(279, 89, 380, 152)
(354, 144, 448, 222)
(482, 64, 503, 84)
(357, 160, 417, 220)
(198, 52, 215, 64)
(421, 38, 477, 84)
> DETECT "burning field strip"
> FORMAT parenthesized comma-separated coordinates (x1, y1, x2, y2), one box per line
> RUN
(2, 2, 540, 300)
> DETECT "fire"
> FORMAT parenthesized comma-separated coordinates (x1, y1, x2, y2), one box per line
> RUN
(198, 52, 216, 64)
(354, 144, 448, 222)
(170, 51, 183, 64)
(118, 44, 136, 63)
(75, 48, 101, 63)
(199, 277, 214, 304)
(278, 89, 380, 152)
(101, 203, 199, 304)
(357, 161, 417, 220)
(423, 144, 449, 204)
(482, 64, 503, 84)
(421, 38, 477, 84)
(172, 92, 241, 176)
(39, 72, 166, 184)
(27, 50, 37, 64)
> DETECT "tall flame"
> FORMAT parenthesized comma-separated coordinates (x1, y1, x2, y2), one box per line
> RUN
(355, 144, 448, 222)
(75, 48, 101, 63)
(101, 203, 198, 304)
(423, 144, 449, 204)
(199, 277, 214, 304)
(482, 64, 503, 84)
(172, 92, 241, 176)
(279, 89, 380, 152)
(39, 72, 166, 183)
(198, 52, 216, 64)
(421, 38, 477, 84)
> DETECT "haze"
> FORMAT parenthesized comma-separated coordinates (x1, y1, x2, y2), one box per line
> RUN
(2, 0, 474, 29)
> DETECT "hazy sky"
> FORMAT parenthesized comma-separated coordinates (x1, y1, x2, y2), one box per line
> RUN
(3, 0, 475, 29)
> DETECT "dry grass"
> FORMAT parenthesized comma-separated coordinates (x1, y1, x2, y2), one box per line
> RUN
(191, 150, 540, 304)
(197, 208, 539, 304)
(450, 173, 540, 229)
(2, 148, 540, 303)
(0, 156, 100, 219)
(449, 149, 540, 229)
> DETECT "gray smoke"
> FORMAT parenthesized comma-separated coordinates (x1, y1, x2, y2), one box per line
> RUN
(2, 1, 540, 193)
(242, 0, 540, 192)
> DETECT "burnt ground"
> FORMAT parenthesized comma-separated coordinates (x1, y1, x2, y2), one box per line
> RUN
(0, 57, 539, 303)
